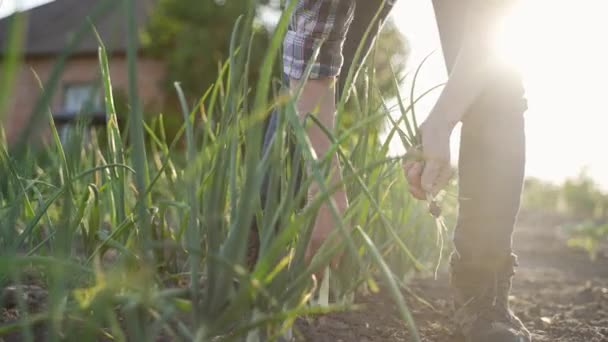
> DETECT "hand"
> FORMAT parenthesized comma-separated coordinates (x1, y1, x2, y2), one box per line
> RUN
(403, 117, 454, 200)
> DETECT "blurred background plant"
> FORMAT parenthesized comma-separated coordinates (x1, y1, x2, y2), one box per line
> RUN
(142, 0, 410, 143)
(0, 0, 440, 341)
(521, 171, 608, 260)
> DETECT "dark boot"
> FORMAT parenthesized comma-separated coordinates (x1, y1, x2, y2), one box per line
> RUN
(450, 253, 531, 342)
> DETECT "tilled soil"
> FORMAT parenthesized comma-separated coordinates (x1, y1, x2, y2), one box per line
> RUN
(2, 214, 607, 341)
(295, 214, 608, 341)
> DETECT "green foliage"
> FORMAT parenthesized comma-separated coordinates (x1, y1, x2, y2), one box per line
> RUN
(562, 172, 608, 220)
(566, 221, 608, 261)
(142, 0, 274, 100)
(143, 0, 409, 131)
(521, 178, 562, 213)
(523, 172, 608, 220)
(350, 20, 410, 103)
(0, 2, 435, 341)
(523, 173, 608, 260)
(338, 20, 410, 150)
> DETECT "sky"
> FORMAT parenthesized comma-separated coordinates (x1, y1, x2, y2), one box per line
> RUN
(0, 0, 51, 17)
(2, 0, 608, 188)
(392, 0, 608, 189)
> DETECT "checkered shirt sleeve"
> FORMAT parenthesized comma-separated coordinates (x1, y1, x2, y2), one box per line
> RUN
(283, 0, 395, 80)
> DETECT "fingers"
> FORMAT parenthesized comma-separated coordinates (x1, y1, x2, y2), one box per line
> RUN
(406, 156, 452, 200)
(405, 160, 426, 200)
(434, 166, 453, 195)
(421, 160, 451, 197)
(421, 160, 441, 196)
(403, 159, 416, 173)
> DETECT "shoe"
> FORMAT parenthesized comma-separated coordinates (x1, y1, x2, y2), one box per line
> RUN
(450, 253, 532, 342)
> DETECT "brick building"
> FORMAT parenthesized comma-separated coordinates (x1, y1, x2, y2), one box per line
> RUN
(0, 0, 165, 144)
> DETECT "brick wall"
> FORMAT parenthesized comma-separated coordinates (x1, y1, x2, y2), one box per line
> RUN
(4, 54, 166, 144)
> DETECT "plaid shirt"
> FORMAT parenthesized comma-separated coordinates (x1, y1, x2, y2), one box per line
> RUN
(283, 0, 395, 80)
(283, 0, 510, 80)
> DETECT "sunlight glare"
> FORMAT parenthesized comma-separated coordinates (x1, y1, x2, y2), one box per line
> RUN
(494, 0, 608, 188)
(496, 0, 606, 78)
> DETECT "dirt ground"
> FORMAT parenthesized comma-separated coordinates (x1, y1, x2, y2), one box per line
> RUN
(295, 213, 608, 342)
(2, 213, 607, 341)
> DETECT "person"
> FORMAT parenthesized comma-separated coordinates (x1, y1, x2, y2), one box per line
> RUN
(274, 0, 531, 341)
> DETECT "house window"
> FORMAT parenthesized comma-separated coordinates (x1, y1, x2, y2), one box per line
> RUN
(59, 83, 103, 144)
(63, 83, 102, 114)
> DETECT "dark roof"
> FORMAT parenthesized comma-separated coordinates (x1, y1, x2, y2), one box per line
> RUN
(0, 0, 155, 56)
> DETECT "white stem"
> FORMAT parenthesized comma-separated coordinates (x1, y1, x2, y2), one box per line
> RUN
(245, 310, 262, 342)
(318, 267, 331, 307)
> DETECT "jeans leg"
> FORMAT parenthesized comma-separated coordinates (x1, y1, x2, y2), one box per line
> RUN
(260, 73, 294, 209)
(453, 70, 527, 262)
(432, 0, 527, 264)
(260, 110, 306, 210)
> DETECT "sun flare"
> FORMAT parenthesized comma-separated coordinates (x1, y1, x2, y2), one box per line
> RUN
(496, 0, 607, 79)
(494, 0, 608, 187)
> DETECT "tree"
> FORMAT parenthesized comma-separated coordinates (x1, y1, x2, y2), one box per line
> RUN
(143, 0, 273, 100)
(143, 0, 409, 136)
